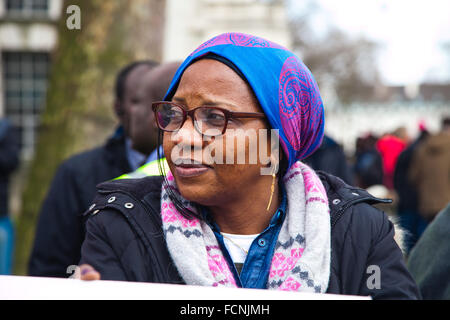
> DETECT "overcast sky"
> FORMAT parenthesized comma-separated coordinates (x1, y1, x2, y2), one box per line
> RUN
(288, 0, 450, 85)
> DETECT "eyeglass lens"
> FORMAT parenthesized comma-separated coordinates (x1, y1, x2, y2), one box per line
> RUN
(155, 103, 226, 136)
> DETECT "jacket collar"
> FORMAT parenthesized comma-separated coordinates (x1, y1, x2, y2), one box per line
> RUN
(95, 172, 392, 229)
(317, 171, 392, 227)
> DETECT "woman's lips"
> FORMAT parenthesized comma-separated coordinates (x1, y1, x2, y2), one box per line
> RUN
(174, 161, 211, 177)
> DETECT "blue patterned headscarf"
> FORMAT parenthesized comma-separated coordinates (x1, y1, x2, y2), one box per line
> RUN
(164, 32, 325, 169)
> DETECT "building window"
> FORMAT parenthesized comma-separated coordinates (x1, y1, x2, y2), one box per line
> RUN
(2, 51, 50, 159)
(5, 0, 49, 18)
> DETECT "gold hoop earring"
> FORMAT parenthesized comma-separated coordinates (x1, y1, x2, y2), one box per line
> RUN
(266, 164, 278, 211)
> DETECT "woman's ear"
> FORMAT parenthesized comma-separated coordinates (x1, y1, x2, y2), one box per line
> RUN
(260, 128, 282, 176)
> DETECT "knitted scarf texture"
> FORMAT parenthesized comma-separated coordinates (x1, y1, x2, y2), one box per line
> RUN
(160, 161, 330, 292)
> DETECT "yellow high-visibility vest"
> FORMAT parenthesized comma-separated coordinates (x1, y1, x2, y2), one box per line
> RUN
(115, 158, 169, 180)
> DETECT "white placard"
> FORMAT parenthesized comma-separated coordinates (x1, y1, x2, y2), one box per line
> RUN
(0, 275, 370, 300)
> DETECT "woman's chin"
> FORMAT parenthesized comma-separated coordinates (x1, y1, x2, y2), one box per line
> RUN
(176, 179, 218, 206)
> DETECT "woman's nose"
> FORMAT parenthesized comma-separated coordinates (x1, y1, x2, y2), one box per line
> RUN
(171, 117, 203, 148)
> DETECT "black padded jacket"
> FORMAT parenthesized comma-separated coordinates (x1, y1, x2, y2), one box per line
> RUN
(80, 172, 421, 299)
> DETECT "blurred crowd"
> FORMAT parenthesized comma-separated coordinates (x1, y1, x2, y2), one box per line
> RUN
(306, 117, 450, 299)
(307, 118, 450, 254)
(0, 59, 449, 299)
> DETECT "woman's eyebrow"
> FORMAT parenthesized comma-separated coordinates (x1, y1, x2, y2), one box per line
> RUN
(202, 101, 240, 110)
(172, 96, 240, 110)
(172, 96, 185, 103)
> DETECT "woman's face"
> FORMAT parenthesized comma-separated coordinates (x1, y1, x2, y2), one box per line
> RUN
(163, 59, 273, 206)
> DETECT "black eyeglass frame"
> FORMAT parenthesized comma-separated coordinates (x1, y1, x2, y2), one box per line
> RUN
(151, 101, 266, 136)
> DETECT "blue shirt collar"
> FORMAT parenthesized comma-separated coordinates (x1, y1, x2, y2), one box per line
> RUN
(125, 138, 147, 171)
(201, 183, 287, 233)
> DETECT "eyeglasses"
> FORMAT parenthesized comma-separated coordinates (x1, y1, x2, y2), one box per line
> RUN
(152, 101, 266, 137)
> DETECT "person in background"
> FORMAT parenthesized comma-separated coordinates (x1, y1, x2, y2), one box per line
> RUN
(407, 202, 450, 300)
(409, 116, 450, 223)
(304, 134, 353, 185)
(28, 60, 158, 277)
(118, 61, 161, 171)
(129, 62, 182, 164)
(376, 128, 408, 190)
(353, 134, 383, 189)
(114, 62, 182, 181)
(394, 121, 429, 254)
(0, 117, 20, 275)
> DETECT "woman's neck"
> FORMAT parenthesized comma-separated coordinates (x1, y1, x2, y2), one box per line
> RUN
(208, 181, 280, 235)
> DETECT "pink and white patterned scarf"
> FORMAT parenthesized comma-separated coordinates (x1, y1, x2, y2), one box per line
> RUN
(160, 161, 331, 292)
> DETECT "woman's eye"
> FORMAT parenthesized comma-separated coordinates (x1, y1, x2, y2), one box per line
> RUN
(166, 108, 182, 117)
(207, 112, 224, 120)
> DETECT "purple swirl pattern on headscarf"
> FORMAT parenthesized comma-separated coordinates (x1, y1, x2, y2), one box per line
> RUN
(190, 32, 286, 56)
(278, 56, 324, 160)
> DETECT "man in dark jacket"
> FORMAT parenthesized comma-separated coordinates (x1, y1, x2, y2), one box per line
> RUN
(394, 127, 429, 254)
(0, 118, 20, 218)
(0, 117, 20, 274)
(353, 134, 384, 189)
(78, 173, 420, 299)
(304, 135, 353, 185)
(128, 62, 181, 159)
(28, 60, 158, 277)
